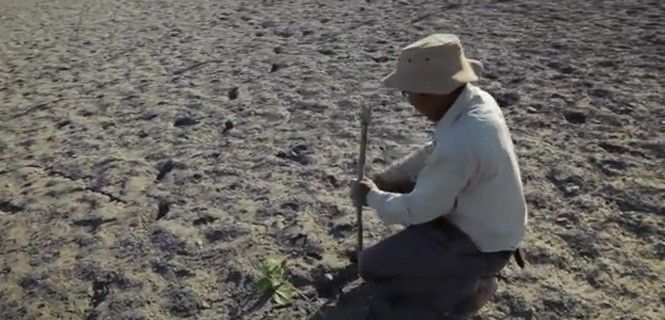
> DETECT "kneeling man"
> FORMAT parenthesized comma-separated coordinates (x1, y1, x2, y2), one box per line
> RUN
(351, 34, 527, 317)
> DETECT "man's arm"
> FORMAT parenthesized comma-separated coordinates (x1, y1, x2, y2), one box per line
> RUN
(373, 143, 433, 194)
(367, 140, 473, 226)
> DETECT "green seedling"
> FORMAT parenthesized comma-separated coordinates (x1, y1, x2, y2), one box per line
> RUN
(254, 258, 299, 306)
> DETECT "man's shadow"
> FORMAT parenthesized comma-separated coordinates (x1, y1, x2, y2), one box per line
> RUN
(307, 263, 460, 320)
(308, 261, 467, 320)
(309, 283, 373, 320)
(305, 262, 374, 320)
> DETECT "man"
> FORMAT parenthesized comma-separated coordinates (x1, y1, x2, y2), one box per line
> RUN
(350, 34, 527, 317)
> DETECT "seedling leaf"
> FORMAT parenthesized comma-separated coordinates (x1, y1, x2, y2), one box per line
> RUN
(254, 278, 272, 293)
(254, 257, 298, 306)
(273, 285, 295, 306)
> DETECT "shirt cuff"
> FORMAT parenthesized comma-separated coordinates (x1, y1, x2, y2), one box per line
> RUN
(366, 188, 405, 226)
(366, 188, 386, 209)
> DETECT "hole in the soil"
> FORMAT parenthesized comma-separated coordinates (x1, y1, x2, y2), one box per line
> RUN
(91, 280, 110, 308)
(228, 87, 239, 100)
(564, 111, 587, 124)
(157, 201, 170, 220)
(174, 117, 198, 127)
(156, 160, 175, 181)
(0, 201, 23, 213)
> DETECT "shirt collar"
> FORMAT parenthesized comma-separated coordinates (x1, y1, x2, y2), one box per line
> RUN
(435, 84, 476, 132)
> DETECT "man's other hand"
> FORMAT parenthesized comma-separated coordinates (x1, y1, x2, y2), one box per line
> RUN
(372, 174, 415, 194)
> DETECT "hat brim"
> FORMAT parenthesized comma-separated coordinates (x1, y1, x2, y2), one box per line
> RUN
(382, 57, 479, 95)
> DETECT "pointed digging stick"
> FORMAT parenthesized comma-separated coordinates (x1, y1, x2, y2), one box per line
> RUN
(356, 106, 372, 259)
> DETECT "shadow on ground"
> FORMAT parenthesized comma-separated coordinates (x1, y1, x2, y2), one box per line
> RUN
(308, 264, 463, 320)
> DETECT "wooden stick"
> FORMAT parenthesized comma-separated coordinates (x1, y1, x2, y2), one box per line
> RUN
(356, 106, 372, 258)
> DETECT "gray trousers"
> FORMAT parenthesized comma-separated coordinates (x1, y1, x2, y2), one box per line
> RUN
(358, 218, 511, 316)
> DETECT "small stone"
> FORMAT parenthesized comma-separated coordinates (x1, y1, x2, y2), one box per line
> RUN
(563, 183, 580, 196)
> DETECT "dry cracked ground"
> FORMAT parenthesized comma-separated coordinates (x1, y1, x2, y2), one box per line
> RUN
(0, 0, 663, 319)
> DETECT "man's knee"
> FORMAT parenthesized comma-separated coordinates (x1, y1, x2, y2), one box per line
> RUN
(453, 277, 498, 316)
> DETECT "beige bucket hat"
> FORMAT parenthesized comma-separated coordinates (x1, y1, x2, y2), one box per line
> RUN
(383, 34, 481, 95)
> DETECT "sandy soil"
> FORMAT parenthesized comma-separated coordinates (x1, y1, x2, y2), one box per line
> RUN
(0, 0, 663, 319)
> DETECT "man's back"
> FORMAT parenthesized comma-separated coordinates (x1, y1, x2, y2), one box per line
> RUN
(437, 85, 527, 252)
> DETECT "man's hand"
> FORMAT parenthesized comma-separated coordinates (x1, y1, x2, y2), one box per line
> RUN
(350, 176, 378, 208)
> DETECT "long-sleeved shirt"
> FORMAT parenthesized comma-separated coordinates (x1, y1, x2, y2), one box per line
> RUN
(367, 84, 527, 252)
